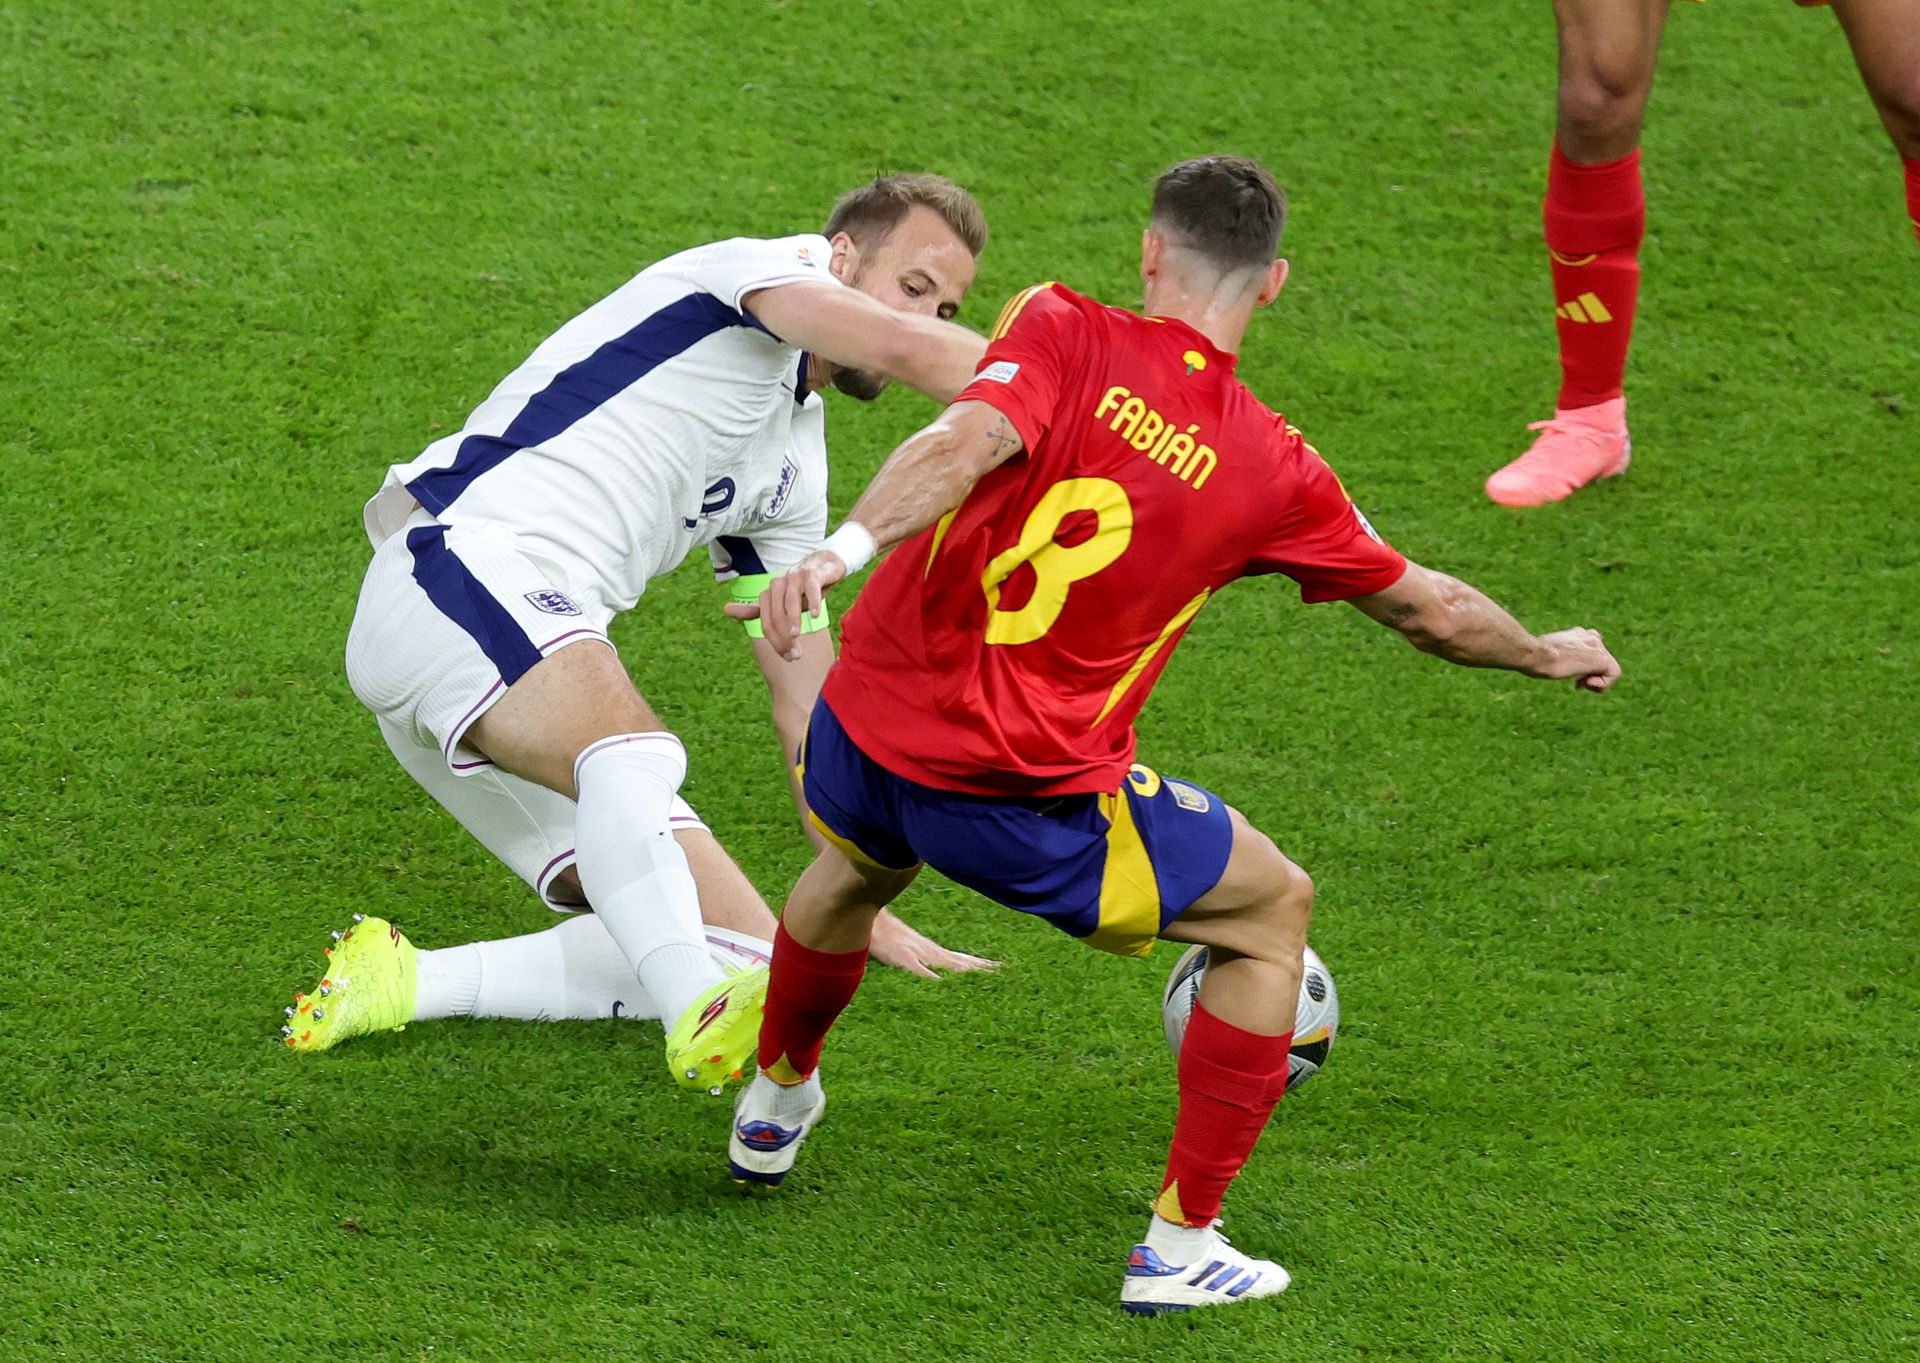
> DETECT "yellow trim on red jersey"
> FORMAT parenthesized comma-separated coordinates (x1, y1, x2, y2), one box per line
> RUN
(925, 507, 960, 575)
(1092, 589, 1212, 727)
(988, 282, 1054, 341)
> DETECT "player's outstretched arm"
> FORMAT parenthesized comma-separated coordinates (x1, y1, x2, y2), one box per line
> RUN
(727, 400, 1025, 658)
(1350, 562, 1620, 691)
(744, 282, 988, 404)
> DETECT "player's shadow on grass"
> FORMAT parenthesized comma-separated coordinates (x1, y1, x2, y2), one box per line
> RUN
(284, 1034, 1151, 1248)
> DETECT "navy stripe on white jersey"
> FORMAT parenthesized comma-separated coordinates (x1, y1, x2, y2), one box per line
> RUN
(407, 292, 763, 516)
(365, 234, 836, 619)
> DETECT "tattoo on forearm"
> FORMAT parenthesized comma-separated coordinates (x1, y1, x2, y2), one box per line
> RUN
(986, 414, 1021, 460)
(1385, 602, 1420, 625)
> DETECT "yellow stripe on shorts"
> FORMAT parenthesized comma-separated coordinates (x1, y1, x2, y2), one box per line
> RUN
(1086, 784, 1163, 958)
(806, 810, 913, 872)
(795, 720, 915, 872)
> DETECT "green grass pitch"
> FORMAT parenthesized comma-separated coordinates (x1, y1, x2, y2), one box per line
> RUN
(3, 1, 1916, 1358)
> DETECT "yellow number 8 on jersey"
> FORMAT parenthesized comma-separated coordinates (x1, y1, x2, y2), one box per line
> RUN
(981, 477, 1135, 646)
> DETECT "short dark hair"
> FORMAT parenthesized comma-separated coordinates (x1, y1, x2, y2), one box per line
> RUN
(1150, 156, 1287, 272)
(824, 173, 988, 258)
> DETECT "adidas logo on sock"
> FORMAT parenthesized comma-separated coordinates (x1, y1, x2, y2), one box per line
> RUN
(1556, 293, 1615, 324)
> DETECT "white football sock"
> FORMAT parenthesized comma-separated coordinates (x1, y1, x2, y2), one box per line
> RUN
(747, 1070, 825, 1119)
(413, 913, 647, 1022)
(571, 732, 721, 1026)
(414, 943, 483, 1020)
(1143, 1213, 1217, 1263)
(414, 917, 763, 1023)
(547, 912, 655, 1018)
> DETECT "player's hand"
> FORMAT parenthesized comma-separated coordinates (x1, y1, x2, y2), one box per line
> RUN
(868, 909, 1000, 979)
(1532, 628, 1621, 692)
(722, 550, 849, 661)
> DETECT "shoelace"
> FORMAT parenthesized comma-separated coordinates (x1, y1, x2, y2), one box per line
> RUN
(1506, 418, 1616, 477)
(1523, 415, 1613, 442)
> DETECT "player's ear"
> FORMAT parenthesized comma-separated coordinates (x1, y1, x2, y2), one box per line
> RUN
(1141, 228, 1164, 285)
(1255, 257, 1289, 308)
(828, 231, 861, 284)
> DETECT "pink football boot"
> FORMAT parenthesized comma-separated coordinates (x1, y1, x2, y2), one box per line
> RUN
(1485, 396, 1631, 507)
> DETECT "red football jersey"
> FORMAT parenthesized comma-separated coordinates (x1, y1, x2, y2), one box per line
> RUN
(823, 282, 1407, 796)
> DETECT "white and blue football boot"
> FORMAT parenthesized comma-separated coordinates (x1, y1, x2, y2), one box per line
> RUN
(1120, 1219, 1291, 1314)
(728, 1071, 826, 1187)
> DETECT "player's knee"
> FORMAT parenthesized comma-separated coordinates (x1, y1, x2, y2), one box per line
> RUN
(1224, 810, 1311, 925)
(1556, 62, 1652, 158)
(1274, 859, 1314, 931)
(811, 844, 915, 911)
(1868, 76, 1920, 159)
(1245, 853, 1313, 957)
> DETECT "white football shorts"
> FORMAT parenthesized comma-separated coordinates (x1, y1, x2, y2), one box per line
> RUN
(347, 505, 705, 909)
(346, 506, 612, 774)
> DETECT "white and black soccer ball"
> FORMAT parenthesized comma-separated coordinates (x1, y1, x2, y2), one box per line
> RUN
(1161, 944, 1339, 1089)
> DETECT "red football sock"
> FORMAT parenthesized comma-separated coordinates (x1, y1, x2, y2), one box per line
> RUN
(1156, 1001, 1293, 1228)
(756, 920, 867, 1082)
(1905, 158, 1919, 249)
(1544, 141, 1645, 411)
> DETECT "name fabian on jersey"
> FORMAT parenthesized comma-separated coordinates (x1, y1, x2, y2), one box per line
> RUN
(1094, 386, 1217, 490)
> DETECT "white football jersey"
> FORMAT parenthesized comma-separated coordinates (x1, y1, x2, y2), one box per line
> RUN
(365, 234, 837, 615)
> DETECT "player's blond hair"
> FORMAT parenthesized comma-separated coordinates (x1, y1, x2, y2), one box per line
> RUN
(825, 173, 988, 258)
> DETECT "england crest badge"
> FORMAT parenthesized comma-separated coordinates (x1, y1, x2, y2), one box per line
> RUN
(524, 589, 582, 617)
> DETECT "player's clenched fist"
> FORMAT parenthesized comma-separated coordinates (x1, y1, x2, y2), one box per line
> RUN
(1531, 627, 1620, 692)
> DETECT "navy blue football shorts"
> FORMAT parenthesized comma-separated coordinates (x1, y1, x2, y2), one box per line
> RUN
(799, 698, 1234, 958)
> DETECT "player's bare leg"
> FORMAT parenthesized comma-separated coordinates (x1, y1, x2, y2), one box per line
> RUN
(728, 848, 921, 1185)
(1829, 0, 1920, 245)
(466, 639, 755, 1090)
(1488, 0, 1671, 506)
(776, 848, 920, 953)
(1119, 807, 1311, 1313)
(1552, 0, 1671, 163)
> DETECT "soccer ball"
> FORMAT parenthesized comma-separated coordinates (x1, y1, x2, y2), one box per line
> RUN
(1161, 944, 1340, 1089)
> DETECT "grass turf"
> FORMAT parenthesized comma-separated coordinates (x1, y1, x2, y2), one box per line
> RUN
(3, 1, 1916, 1358)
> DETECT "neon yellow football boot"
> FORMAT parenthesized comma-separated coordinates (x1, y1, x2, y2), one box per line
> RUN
(664, 965, 768, 1094)
(281, 914, 418, 1053)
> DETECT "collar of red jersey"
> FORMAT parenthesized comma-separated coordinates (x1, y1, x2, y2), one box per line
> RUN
(1143, 314, 1238, 369)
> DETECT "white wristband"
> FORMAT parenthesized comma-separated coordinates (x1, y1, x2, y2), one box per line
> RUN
(820, 521, 877, 575)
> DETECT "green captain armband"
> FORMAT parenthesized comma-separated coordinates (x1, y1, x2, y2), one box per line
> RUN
(730, 572, 831, 640)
